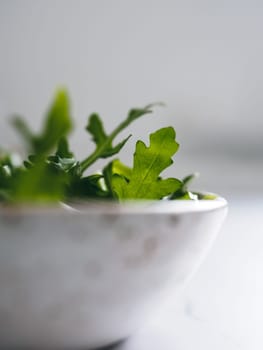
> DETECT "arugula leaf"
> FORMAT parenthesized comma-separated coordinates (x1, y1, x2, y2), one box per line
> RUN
(7, 91, 74, 202)
(47, 155, 79, 174)
(170, 173, 199, 200)
(112, 159, 132, 180)
(112, 127, 182, 200)
(169, 173, 217, 200)
(69, 174, 108, 199)
(56, 137, 74, 158)
(0, 165, 12, 199)
(86, 113, 132, 159)
(12, 90, 72, 155)
(1, 91, 205, 204)
(0, 189, 11, 201)
(80, 104, 155, 172)
(11, 117, 35, 151)
(12, 161, 69, 202)
(0, 152, 23, 201)
(102, 159, 132, 199)
(197, 193, 217, 200)
(102, 162, 116, 199)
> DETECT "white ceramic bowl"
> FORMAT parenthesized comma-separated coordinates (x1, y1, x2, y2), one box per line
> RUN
(0, 198, 227, 349)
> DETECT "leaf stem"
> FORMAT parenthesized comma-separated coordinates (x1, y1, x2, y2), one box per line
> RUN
(80, 107, 153, 173)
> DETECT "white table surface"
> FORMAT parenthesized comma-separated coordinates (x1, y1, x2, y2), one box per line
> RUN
(107, 195, 263, 350)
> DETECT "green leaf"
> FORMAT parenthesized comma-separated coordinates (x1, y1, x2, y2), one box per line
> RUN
(11, 117, 35, 150)
(170, 173, 199, 200)
(1, 93, 205, 204)
(86, 113, 132, 159)
(112, 159, 132, 180)
(56, 137, 74, 158)
(0, 152, 23, 201)
(69, 174, 108, 199)
(12, 161, 69, 202)
(12, 89, 73, 155)
(102, 159, 132, 199)
(47, 155, 79, 174)
(195, 192, 217, 200)
(34, 89, 72, 154)
(112, 127, 182, 200)
(102, 162, 115, 198)
(80, 104, 155, 172)
(86, 114, 107, 148)
(0, 189, 12, 201)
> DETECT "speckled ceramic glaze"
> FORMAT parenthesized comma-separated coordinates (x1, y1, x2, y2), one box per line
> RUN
(0, 199, 227, 349)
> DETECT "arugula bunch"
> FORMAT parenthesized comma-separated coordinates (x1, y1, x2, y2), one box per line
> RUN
(0, 90, 209, 204)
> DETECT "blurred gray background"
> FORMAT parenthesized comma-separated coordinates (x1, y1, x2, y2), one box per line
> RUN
(0, 0, 262, 197)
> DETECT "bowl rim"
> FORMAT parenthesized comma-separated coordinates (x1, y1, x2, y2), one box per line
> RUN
(0, 196, 228, 216)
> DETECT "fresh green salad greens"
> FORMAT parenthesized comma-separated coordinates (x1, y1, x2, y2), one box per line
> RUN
(0, 90, 214, 204)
